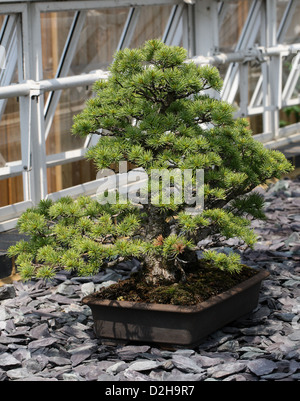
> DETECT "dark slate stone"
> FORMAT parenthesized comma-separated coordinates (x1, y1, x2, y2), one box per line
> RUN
(128, 360, 163, 372)
(0, 336, 27, 345)
(28, 337, 58, 350)
(117, 345, 151, 361)
(193, 355, 223, 367)
(0, 353, 21, 368)
(0, 369, 6, 381)
(208, 362, 246, 379)
(47, 294, 77, 305)
(48, 356, 71, 367)
(0, 285, 16, 301)
(28, 323, 50, 339)
(247, 359, 277, 376)
(171, 355, 203, 374)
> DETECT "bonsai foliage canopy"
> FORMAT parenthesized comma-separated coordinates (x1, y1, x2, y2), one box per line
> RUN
(9, 40, 293, 282)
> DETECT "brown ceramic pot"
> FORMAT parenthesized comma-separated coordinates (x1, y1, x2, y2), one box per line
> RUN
(82, 269, 269, 347)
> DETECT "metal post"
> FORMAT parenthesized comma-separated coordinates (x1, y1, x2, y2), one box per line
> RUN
(261, 0, 280, 138)
(239, 62, 249, 117)
(22, 3, 47, 205)
(194, 0, 219, 56)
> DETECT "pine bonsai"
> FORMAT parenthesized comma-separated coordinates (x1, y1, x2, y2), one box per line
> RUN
(9, 40, 293, 293)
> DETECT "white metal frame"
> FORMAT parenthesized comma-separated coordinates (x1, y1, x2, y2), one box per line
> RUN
(0, 0, 299, 231)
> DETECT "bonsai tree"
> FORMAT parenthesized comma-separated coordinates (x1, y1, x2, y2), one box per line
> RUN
(9, 40, 292, 290)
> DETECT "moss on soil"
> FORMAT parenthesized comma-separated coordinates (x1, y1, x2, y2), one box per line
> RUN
(92, 261, 258, 306)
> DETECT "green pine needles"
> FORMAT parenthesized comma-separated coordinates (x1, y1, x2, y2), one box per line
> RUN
(10, 40, 293, 282)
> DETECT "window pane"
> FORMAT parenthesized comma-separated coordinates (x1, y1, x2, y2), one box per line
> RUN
(46, 87, 92, 155)
(47, 160, 97, 194)
(219, 1, 252, 53)
(70, 8, 129, 74)
(41, 11, 76, 80)
(129, 5, 173, 49)
(280, 1, 300, 44)
(0, 175, 23, 207)
(0, 68, 21, 164)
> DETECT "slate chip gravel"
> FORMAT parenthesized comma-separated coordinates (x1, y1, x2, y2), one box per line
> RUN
(0, 177, 300, 381)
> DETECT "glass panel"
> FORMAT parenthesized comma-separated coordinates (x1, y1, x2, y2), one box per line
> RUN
(0, 67, 21, 164)
(0, 175, 23, 207)
(282, 53, 295, 89)
(249, 114, 263, 135)
(44, 8, 129, 157)
(282, 54, 300, 100)
(41, 11, 76, 80)
(276, 0, 290, 33)
(219, 1, 252, 53)
(281, 1, 300, 44)
(43, 5, 173, 196)
(0, 15, 11, 81)
(0, 16, 24, 207)
(41, 11, 75, 106)
(0, 14, 6, 30)
(248, 64, 262, 107)
(46, 86, 92, 155)
(70, 5, 172, 74)
(293, 75, 300, 99)
(47, 159, 97, 194)
(280, 54, 300, 127)
(70, 8, 129, 74)
(45, 5, 173, 156)
(233, 64, 262, 109)
(129, 5, 173, 49)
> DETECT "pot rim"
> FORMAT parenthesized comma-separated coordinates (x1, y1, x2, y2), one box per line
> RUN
(82, 268, 269, 314)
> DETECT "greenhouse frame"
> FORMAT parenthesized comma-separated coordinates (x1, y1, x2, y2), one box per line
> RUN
(0, 0, 299, 231)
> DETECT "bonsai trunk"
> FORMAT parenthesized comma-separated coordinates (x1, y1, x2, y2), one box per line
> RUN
(142, 249, 199, 285)
(137, 205, 200, 284)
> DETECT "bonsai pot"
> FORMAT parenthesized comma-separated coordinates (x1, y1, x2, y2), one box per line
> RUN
(82, 268, 269, 347)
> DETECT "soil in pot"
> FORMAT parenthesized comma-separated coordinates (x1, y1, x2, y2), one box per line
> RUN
(88, 260, 259, 306)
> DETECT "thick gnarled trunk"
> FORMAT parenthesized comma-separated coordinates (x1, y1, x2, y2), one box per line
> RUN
(142, 249, 198, 285)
